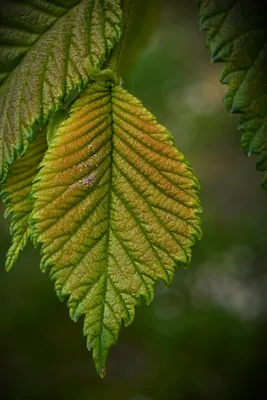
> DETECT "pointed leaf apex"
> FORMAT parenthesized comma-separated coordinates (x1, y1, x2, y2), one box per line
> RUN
(31, 82, 201, 374)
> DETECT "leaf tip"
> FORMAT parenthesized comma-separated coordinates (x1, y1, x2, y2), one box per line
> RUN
(99, 367, 106, 379)
(5, 259, 13, 272)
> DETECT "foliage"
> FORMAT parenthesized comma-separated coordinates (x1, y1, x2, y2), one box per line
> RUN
(1, 130, 47, 271)
(199, 0, 267, 187)
(0, 0, 121, 181)
(1, 0, 267, 378)
(30, 80, 200, 375)
(0, 0, 201, 375)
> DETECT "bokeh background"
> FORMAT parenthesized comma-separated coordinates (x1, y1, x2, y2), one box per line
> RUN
(1, 1, 267, 399)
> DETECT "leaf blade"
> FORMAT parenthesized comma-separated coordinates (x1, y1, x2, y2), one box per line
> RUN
(1, 131, 47, 271)
(31, 81, 201, 376)
(198, 0, 267, 187)
(0, 0, 122, 182)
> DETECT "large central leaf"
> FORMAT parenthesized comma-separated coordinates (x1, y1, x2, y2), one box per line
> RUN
(0, 0, 122, 182)
(31, 81, 201, 375)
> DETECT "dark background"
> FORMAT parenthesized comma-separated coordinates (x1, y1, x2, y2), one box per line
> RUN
(1, 1, 267, 399)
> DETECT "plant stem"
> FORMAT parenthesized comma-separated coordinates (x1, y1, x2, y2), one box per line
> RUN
(106, 0, 134, 77)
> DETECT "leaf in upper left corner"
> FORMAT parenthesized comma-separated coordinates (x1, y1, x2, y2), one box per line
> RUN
(1, 131, 47, 270)
(0, 0, 122, 182)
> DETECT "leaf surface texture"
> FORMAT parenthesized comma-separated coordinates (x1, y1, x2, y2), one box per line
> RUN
(0, 0, 122, 181)
(199, 0, 267, 187)
(31, 81, 201, 375)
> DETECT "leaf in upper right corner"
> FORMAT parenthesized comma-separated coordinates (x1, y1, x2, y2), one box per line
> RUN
(198, 0, 267, 187)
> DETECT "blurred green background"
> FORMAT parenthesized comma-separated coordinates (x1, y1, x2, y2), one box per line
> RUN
(1, 1, 267, 399)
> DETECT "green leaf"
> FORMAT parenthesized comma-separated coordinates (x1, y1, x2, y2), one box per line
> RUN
(0, 0, 77, 87)
(198, 0, 267, 188)
(1, 131, 47, 271)
(31, 81, 201, 376)
(0, 0, 122, 182)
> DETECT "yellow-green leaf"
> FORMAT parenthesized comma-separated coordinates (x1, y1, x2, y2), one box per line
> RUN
(31, 81, 201, 376)
(1, 131, 47, 271)
(0, 0, 122, 182)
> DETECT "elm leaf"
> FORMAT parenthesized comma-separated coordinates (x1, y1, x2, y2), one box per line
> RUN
(0, 0, 122, 182)
(31, 81, 201, 376)
(1, 131, 47, 271)
(199, 0, 267, 188)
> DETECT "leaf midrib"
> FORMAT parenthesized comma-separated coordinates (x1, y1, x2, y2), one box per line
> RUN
(97, 85, 114, 371)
